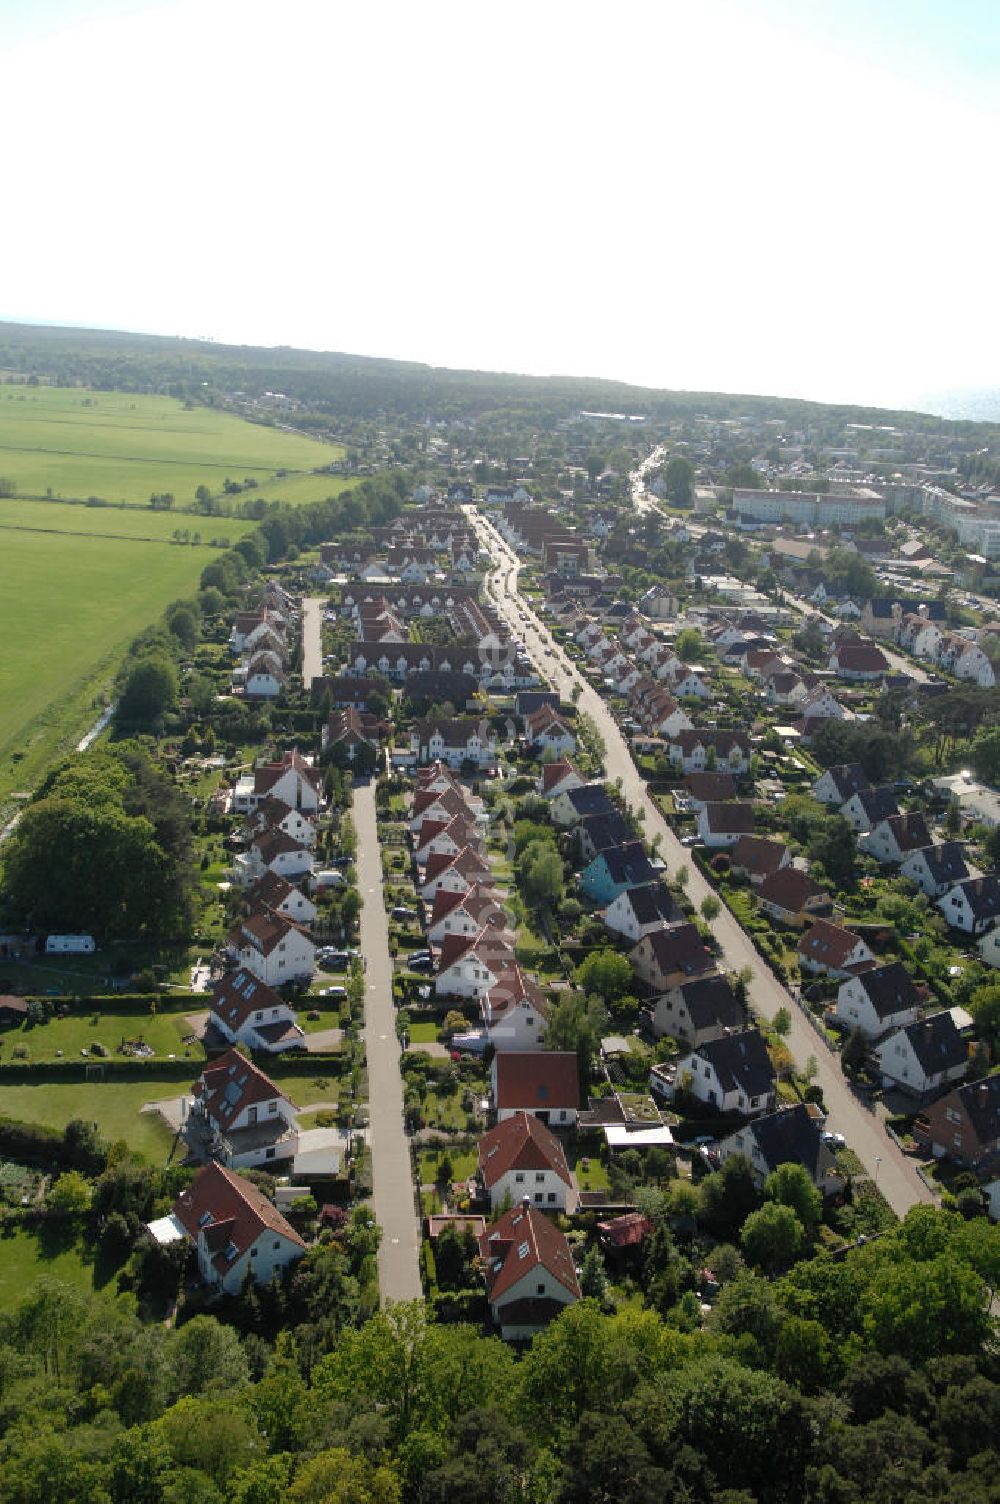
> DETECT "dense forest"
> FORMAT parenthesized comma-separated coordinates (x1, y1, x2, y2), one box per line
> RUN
(0, 1195, 998, 1503)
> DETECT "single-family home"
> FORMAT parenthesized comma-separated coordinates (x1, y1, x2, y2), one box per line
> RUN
(674, 1030, 776, 1116)
(914, 1075, 1000, 1166)
(479, 1202, 581, 1341)
(420, 846, 493, 901)
(717, 1104, 842, 1193)
(249, 797, 318, 849)
(228, 908, 316, 987)
(251, 750, 322, 814)
(185, 1049, 298, 1169)
(525, 705, 576, 757)
(209, 970, 305, 1054)
(651, 972, 744, 1047)
(668, 730, 752, 776)
(167, 1161, 305, 1296)
(900, 840, 969, 898)
(477, 1111, 578, 1213)
(834, 960, 921, 1038)
(938, 875, 1000, 935)
(828, 642, 889, 680)
(480, 964, 550, 1052)
(839, 786, 900, 833)
(860, 812, 933, 865)
(575, 812, 636, 865)
(696, 802, 756, 848)
(414, 813, 482, 867)
(579, 841, 658, 904)
(730, 835, 791, 886)
(813, 763, 871, 807)
(427, 884, 508, 947)
(756, 867, 830, 926)
(550, 783, 615, 829)
(601, 882, 679, 943)
(247, 871, 317, 928)
(629, 923, 716, 993)
(873, 1012, 967, 1098)
(491, 1051, 580, 1126)
(797, 919, 875, 977)
(245, 828, 315, 884)
(435, 927, 516, 1000)
(682, 772, 737, 809)
(538, 758, 585, 801)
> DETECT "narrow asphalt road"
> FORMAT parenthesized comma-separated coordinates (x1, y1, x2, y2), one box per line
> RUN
(354, 778, 423, 1301)
(470, 508, 932, 1218)
(301, 596, 325, 688)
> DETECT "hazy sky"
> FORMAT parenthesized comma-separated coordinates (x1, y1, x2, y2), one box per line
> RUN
(4, 0, 999, 408)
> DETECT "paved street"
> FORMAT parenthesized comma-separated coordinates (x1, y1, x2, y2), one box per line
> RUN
(354, 778, 423, 1300)
(470, 508, 932, 1218)
(301, 596, 325, 688)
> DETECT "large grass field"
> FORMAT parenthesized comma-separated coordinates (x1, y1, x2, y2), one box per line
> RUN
(0, 494, 256, 542)
(0, 1225, 101, 1304)
(0, 387, 339, 505)
(3, 997, 206, 1065)
(0, 527, 221, 805)
(0, 1077, 180, 1163)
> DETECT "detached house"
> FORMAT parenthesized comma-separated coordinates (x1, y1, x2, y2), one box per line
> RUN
(480, 965, 550, 1052)
(435, 927, 516, 1001)
(683, 772, 737, 809)
(860, 812, 933, 865)
(247, 871, 317, 928)
(873, 1012, 967, 1098)
(427, 884, 508, 947)
(477, 1111, 578, 1213)
(839, 786, 899, 834)
(696, 802, 755, 849)
(938, 875, 1000, 935)
(718, 1104, 841, 1193)
(835, 960, 921, 1038)
(580, 841, 657, 904)
(915, 1075, 1000, 1166)
(900, 840, 969, 898)
(813, 763, 871, 806)
(538, 758, 584, 801)
(167, 1162, 305, 1296)
(492, 1051, 580, 1126)
(652, 972, 744, 1047)
(525, 705, 576, 757)
(797, 919, 874, 977)
(630, 923, 716, 993)
(757, 867, 829, 926)
(601, 882, 678, 943)
(673, 1031, 776, 1116)
(550, 783, 614, 829)
(228, 907, 316, 987)
(730, 835, 791, 886)
(420, 846, 493, 901)
(479, 1203, 580, 1341)
(828, 642, 889, 680)
(185, 1049, 298, 1169)
(209, 970, 305, 1054)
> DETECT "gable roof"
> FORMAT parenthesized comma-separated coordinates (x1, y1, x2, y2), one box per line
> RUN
(907, 840, 969, 886)
(638, 922, 715, 980)
(702, 801, 755, 835)
(253, 750, 322, 795)
(210, 970, 287, 1032)
(248, 869, 305, 911)
(478, 1111, 573, 1189)
(479, 1202, 581, 1304)
(540, 757, 581, 794)
(731, 835, 789, 879)
(577, 811, 635, 854)
(845, 786, 899, 823)
(757, 866, 827, 914)
(849, 960, 921, 1020)
(797, 918, 869, 970)
(612, 881, 678, 927)
(589, 840, 657, 887)
(947, 875, 1000, 921)
(939, 1076, 1000, 1146)
(493, 1052, 580, 1112)
(818, 763, 871, 800)
(876, 812, 933, 854)
(746, 1104, 837, 1181)
(832, 642, 889, 673)
(672, 972, 744, 1031)
(192, 1048, 291, 1130)
(694, 1030, 775, 1098)
(683, 772, 737, 802)
(560, 783, 615, 818)
(893, 1011, 967, 1075)
(173, 1161, 304, 1273)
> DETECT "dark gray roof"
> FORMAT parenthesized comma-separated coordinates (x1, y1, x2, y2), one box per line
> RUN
(879, 812, 932, 853)
(746, 1104, 837, 1181)
(563, 783, 615, 818)
(696, 1030, 775, 1098)
(595, 842, 657, 887)
(845, 786, 899, 823)
(822, 763, 871, 800)
(899, 1012, 967, 1075)
(578, 812, 634, 854)
(852, 960, 920, 1021)
(674, 973, 744, 1031)
(515, 690, 562, 718)
(947, 1076, 1000, 1146)
(909, 841, 968, 885)
(949, 875, 1000, 921)
(621, 882, 679, 927)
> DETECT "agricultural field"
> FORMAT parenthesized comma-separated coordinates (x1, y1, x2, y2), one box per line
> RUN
(0, 527, 220, 806)
(0, 495, 255, 543)
(0, 386, 339, 506)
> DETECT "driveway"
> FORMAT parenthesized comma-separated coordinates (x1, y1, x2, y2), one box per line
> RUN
(301, 596, 325, 688)
(354, 778, 423, 1300)
(305, 1027, 344, 1052)
(470, 508, 933, 1219)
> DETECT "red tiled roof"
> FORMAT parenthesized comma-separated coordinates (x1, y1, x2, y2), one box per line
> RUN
(479, 1202, 580, 1303)
(210, 969, 287, 1031)
(192, 1048, 291, 1130)
(493, 1051, 580, 1112)
(173, 1161, 304, 1273)
(478, 1111, 572, 1190)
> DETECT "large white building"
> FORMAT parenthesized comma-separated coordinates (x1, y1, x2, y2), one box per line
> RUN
(733, 488, 886, 526)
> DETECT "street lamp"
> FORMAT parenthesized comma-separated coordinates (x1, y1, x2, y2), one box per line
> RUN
(874, 1155, 882, 1187)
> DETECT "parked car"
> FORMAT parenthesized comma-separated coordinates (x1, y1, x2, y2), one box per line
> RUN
(391, 906, 416, 920)
(821, 1130, 846, 1148)
(319, 985, 347, 999)
(409, 956, 433, 973)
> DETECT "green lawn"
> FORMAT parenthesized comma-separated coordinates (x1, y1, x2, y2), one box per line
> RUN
(264, 1064, 341, 1108)
(571, 1149, 611, 1192)
(0, 1225, 98, 1305)
(408, 1021, 440, 1044)
(0, 1078, 179, 1163)
(3, 998, 206, 1064)
(0, 495, 255, 542)
(0, 387, 339, 505)
(417, 1147, 477, 1183)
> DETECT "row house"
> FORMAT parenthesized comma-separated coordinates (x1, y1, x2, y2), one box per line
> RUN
(667, 730, 752, 776)
(411, 717, 497, 770)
